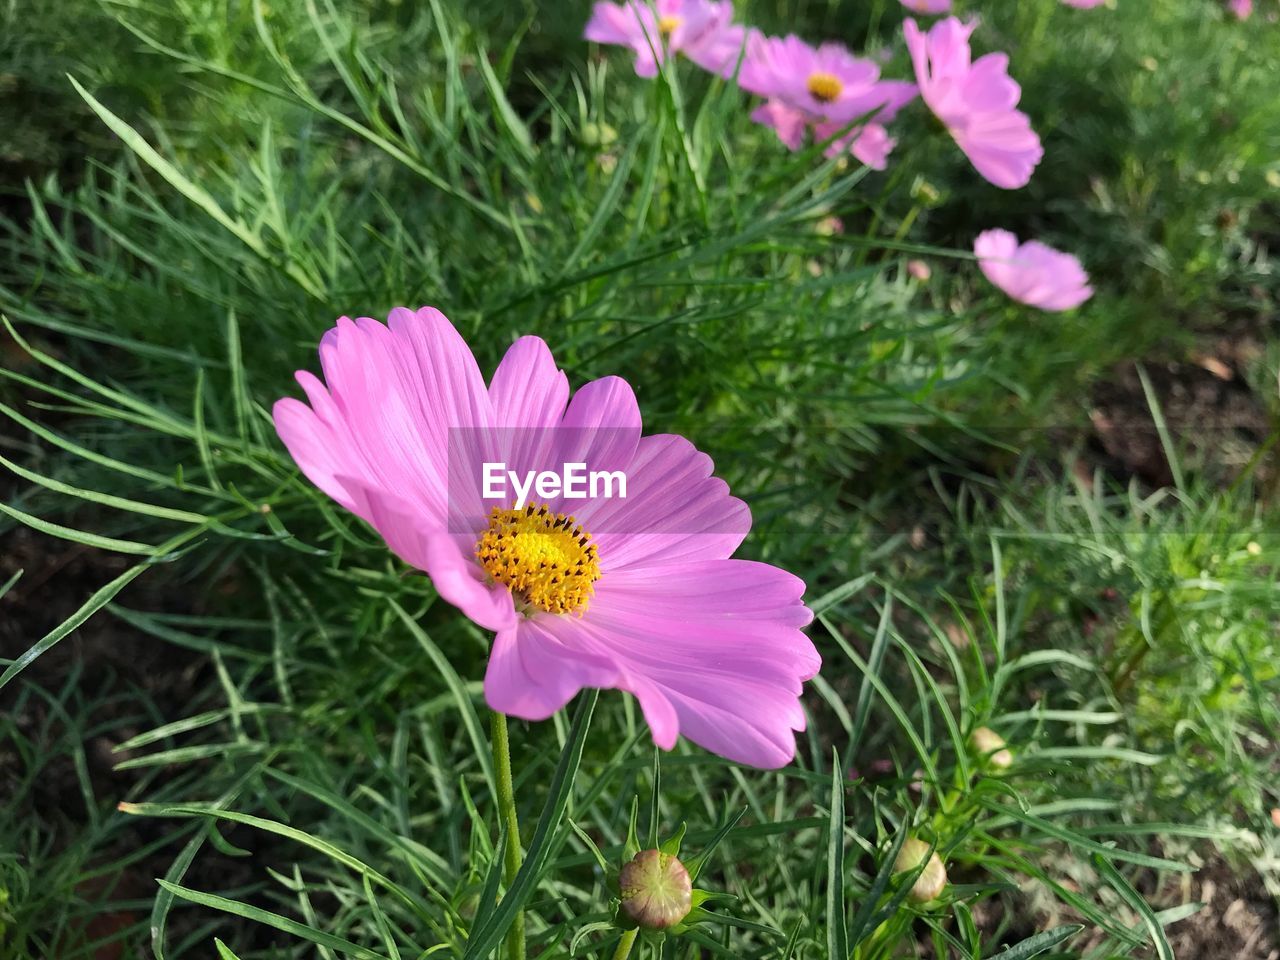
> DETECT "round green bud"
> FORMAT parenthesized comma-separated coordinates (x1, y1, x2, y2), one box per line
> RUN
(618, 849, 692, 930)
(893, 837, 948, 904)
(969, 726, 1013, 770)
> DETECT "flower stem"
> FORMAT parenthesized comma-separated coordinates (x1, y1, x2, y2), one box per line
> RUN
(491, 709, 525, 960)
(611, 928, 639, 960)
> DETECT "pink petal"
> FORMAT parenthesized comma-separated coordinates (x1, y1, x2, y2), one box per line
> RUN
(277, 308, 494, 530)
(485, 617, 618, 720)
(488, 336, 570, 490)
(543, 376, 642, 513)
(974, 229, 1093, 311)
(751, 100, 809, 151)
(955, 109, 1043, 190)
(584, 433, 751, 569)
(583, 560, 818, 768)
(340, 475, 517, 632)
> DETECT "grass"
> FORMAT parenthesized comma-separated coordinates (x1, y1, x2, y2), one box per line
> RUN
(1, 0, 1279, 957)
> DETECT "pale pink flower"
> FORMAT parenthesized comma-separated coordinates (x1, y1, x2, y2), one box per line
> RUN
(750, 100, 809, 151)
(903, 17, 1043, 189)
(907, 259, 932, 281)
(741, 34, 916, 168)
(814, 118, 899, 168)
(1060, 0, 1108, 7)
(900, 0, 953, 12)
(750, 99, 901, 168)
(974, 229, 1093, 311)
(274, 307, 820, 768)
(1228, 0, 1253, 18)
(584, 0, 747, 78)
(740, 33, 917, 125)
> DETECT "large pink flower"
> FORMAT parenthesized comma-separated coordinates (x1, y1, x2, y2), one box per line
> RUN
(903, 17, 1043, 189)
(740, 34, 917, 168)
(584, 0, 747, 78)
(900, 0, 953, 12)
(273, 307, 819, 768)
(974, 229, 1093, 311)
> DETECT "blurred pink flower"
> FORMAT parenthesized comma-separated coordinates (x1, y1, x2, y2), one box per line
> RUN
(741, 33, 917, 124)
(974, 230, 1093, 310)
(903, 17, 1043, 189)
(1228, 0, 1253, 18)
(274, 307, 820, 769)
(1060, 0, 1108, 7)
(741, 34, 917, 168)
(907, 259, 932, 280)
(750, 99, 900, 168)
(900, 0, 953, 12)
(584, 0, 747, 78)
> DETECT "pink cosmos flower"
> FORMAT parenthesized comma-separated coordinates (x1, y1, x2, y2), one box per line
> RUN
(1228, 0, 1252, 18)
(900, 0, 953, 12)
(974, 229, 1093, 311)
(903, 17, 1043, 189)
(273, 307, 820, 769)
(749, 100, 900, 168)
(740, 34, 917, 168)
(584, 0, 747, 78)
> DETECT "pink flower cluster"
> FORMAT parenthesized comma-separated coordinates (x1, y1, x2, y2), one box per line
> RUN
(584, 1, 1091, 310)
(585, 1, 1044, 188)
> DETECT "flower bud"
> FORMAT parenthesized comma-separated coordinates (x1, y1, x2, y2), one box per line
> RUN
(618, 849, 692, 930)
(906, 259, 931, 281)
(969, 726, 1013, 770)
(893, 837, 947, 903)
(816, 216, 845, 237)
(580, 121, 618, 148)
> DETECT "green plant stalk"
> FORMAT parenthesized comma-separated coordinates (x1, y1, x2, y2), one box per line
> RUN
(491, 710, 525, 960)
(611, 928, 639, 960)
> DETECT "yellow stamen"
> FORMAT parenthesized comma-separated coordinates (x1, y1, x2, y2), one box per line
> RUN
(475, 504, 601, 615)
(806, 71, 843, 103)
(658, 15, 682, 34)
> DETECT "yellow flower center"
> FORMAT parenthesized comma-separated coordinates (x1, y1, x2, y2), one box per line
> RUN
(475, 504, 601, 615)
(658, 15, 682, 34)
(806, 71, 843, 103)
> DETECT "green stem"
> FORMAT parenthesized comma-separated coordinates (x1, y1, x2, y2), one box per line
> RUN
(491, 709, 525, 960)
(611, 928, 639, 960)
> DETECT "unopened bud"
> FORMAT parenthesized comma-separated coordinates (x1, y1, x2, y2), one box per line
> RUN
(893, 837, 947, 903)
(580, 121, 618, 148)
(911, 179, 941, 206)
(618, 849, 692, 930)
(906, 259, 931, 281)
(969, 726, 1013, 770)
(816, 216, 844, 236)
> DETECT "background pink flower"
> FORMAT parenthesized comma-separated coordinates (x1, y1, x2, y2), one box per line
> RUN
(274, 307, 820, 769)
(740, 33, 916, 124)
(1060, 0, 1109, 7)
(584, 0, 746, 78)
(1228, 0, 1253, 18)
(904, 17, 1043, 189)
(900, 0, 953, 12)
(814, 119, 898, 168)
(741, 33, 916, 168)
(974, 229, 1093, 311)
(751, 100, 900, 169)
